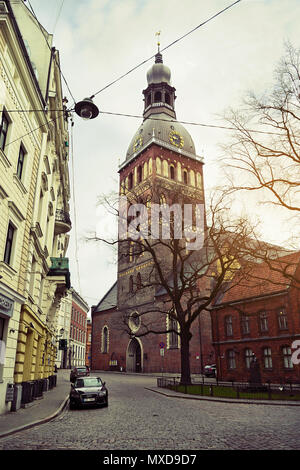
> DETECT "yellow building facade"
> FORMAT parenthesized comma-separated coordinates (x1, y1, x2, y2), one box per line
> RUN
(0, 0, 71, 413)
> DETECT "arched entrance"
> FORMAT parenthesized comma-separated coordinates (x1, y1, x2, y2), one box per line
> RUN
(126, 338, 142, 372)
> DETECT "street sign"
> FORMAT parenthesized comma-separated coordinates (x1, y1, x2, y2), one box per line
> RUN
(159, 342, 165, 348)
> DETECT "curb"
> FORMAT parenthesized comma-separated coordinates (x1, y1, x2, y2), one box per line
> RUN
(0, 395, 70, 439)
(145, 387, 300, 407)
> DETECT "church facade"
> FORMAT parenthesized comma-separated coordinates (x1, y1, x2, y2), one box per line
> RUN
(91, 50, 216, 375)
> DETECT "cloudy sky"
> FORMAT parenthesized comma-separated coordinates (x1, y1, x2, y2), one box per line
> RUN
(28, 0, 300, 314)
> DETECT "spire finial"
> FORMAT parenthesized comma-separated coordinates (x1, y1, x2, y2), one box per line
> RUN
(155, 31, 161, 53)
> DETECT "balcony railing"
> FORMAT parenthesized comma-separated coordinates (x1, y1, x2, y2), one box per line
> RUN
(54, 209, 72, 234)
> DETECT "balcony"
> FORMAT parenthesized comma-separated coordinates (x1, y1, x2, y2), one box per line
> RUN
(54, 209, 72, 235)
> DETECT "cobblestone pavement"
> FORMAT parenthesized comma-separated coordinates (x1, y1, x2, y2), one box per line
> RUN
(0, 372, 299, 450)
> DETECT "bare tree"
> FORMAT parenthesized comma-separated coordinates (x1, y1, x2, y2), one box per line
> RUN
(91, 180, 274, 385)
(221, 42, 300, 214)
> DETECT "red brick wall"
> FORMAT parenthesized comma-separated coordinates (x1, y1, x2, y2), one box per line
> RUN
(211, 290, 300, 383)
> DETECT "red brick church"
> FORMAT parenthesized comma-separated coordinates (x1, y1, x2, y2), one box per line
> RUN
(91, 50, 300, 383)
(91, 49, 215, 375)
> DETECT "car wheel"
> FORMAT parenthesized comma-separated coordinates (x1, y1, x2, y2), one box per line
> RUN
(103, 397, 108, 407)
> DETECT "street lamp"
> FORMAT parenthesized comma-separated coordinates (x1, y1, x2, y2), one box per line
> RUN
(74, 97, 99, 120)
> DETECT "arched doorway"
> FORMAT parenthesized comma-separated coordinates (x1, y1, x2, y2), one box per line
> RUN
(126, 338, 142, 372)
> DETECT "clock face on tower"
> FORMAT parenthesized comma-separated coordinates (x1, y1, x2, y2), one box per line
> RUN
(169, 130, 184, 148)
(133, 136, 143, 152)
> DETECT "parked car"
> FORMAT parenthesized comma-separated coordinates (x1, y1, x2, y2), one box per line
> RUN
(204, 364, 217, 378)
(69, 376, 108, 409)
(70, 366, 90, 383)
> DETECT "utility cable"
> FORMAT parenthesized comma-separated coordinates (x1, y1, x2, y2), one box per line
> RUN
(98, 110, 284, 136)
(90, 0, 242, 99)
(70, 117, 82, 295)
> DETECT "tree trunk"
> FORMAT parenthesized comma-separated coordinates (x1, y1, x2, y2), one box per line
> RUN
(180, 328, 192, 385)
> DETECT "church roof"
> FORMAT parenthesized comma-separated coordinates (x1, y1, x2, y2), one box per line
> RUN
(93, 281, 118, 313)
(213, 251, 300, 306)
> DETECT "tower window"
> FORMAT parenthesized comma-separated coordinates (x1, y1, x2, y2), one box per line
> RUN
(128, 173, 133, 190)
(154, 91, 162, 102)
(183, 170, 188, 185)
(170, 165, 175, 180)
(165, 93, 170, 105)
(137, 166, 142, 183)
(147, 95, 151, 107)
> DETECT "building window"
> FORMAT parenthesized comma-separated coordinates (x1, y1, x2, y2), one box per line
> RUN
(259, 312, 268, 333)
(137, 165, 142, 183)
(278, 308, 288, 330)
(263, 347, 273, 369)
(154, 91, 162, 102)
(16, 145, 26, 180)
(245, 348, 254, 369)
(225, 316, 233, 337)
(102, 326, 108, 353)
(165, 93, 170, 105)
(170, 165, 175, 180)
(136, 272, 141, 290)
(4, 222, 15, 265)
(241, 315, 250, 335)
(128, 173, 133, 190)
(282, 346, 293, 369)
(129, 275, 134, 293)
(0, 112, 9, 151)
(183, 170, 188, 185)
(169, 316, 179, 349)
(227, 350, 236, 369)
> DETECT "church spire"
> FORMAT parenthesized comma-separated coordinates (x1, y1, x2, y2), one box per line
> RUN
(143, 36, 176, 120)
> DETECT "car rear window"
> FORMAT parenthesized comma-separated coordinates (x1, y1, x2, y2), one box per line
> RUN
(77, 377, 102, 387)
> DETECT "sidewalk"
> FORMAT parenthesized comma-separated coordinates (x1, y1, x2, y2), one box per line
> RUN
(0, 369, 71, 438)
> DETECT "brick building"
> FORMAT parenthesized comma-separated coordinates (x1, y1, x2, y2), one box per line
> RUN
(91, 50, 215, 375)
(211, 252, 300, 384)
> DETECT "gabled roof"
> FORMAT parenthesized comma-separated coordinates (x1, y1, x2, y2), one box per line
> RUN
(214, 252, 300, 306)
(93, 281, 118, 313)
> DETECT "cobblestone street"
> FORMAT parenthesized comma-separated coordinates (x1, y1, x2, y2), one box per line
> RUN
(0, 373, 299, 450)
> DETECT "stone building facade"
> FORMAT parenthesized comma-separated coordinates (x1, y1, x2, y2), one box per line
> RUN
(0, 0, 71, 413)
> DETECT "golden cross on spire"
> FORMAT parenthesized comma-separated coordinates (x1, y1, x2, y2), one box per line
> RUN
(155, 31, 161, 52)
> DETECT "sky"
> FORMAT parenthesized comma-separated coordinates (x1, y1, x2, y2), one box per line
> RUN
(27, 0, 300, 315)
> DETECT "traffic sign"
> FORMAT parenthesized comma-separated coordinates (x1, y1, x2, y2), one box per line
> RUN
(159, 342, 165, 348)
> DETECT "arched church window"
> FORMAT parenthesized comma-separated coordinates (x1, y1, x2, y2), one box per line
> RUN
(136, 272, 141, 290)
(137, 166, 142, 184)
(170, 165, 175, 180)
(190, 170, 195, 186)
(143, 161, 148, 179)
(165, 93, 170, 105)
(128, 172, 133, 190)
(129, 275, 134, 293)
(102, 326, 109, 354)
(196, 172, 202, 189)
(162, 160, 168, 177)
(154, 91, 162, 102)
(156, 157, 161, 174)
(183, 170, 188, 185)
